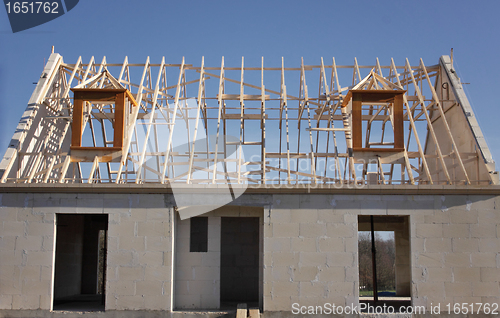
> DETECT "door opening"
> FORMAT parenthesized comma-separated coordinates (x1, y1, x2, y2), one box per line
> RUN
(53, 214, 108, 311)
(220, 217, 259, 307)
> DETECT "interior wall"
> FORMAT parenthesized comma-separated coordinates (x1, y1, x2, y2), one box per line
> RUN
(53, 214, 85, 300)
(81, 215, 108, 294)
(395, 217, 410, 296)
(81, 216, 99, 294)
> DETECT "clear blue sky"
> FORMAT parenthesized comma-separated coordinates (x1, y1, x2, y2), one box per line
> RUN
(1, 1, 499, 167)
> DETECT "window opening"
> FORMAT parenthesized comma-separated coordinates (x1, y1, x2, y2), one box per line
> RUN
(358, 215, 410, 312)
(190, 217, 208, 252)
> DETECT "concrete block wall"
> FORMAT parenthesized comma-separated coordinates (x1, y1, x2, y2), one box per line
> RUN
(1, 191, 499, 314)
(264, 194, 359, 311)
(411, 195, 500, 311)
(0, 193, 54, 310)
(0, 193, 174, 311)
(53, 214, 85, 299)
(174, 215, 221, 309)
(106, 194, 173, 311)
(173, 205, 263, 309)
(264, 194, 500, 313)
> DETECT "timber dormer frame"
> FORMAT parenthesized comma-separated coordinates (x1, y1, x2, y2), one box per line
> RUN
(70, 88, 137, 162)
(343, 90, 406, 152)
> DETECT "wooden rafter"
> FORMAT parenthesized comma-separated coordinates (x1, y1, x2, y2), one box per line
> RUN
(1, 54, 495, 186)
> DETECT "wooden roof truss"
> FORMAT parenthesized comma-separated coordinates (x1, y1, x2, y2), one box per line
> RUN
(0, 53, 497, 185)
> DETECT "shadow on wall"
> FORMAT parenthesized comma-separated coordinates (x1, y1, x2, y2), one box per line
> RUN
(0, 193, 495, 212)
(268, 193, 496, 211)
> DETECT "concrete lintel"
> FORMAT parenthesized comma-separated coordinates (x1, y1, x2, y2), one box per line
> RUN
(177, 205, 226, 220)
(1, 183, 500, 195)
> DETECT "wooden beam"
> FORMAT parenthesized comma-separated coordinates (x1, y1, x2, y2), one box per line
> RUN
(249, 309, 260, 318)
(297, 57, 309, 122)
(135, 57, 165, 183)
(218, 94, 270, 100)
(187, 57, 206, 184)
(238, 56, 245, 184)
(88, 156, 99, 183)
(236, 304, 247, 318)
(58, 156, 71, 183)
(420, 58, 470, 185)
(113, 92, 125, 148)
(261, 57, 266, 184)
(282, 58, 291, 184)
(117, 56, 150, 183)
(406, 58, 451, 184)
(390, 58, 432, 184)
(393, 93, 404, 149)
(352, 93, 362, 149)
(212, 57, 224, 184)
(71, 98, 84, 147)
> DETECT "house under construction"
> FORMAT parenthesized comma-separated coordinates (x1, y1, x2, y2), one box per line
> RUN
(0, 52, 499, 317)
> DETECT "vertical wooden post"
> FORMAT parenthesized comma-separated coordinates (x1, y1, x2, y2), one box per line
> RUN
(352, 93, 363, 149)
(113, 92, 125, 148)
(393, 93, 404, 149)
(71, 97, 84, 147)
